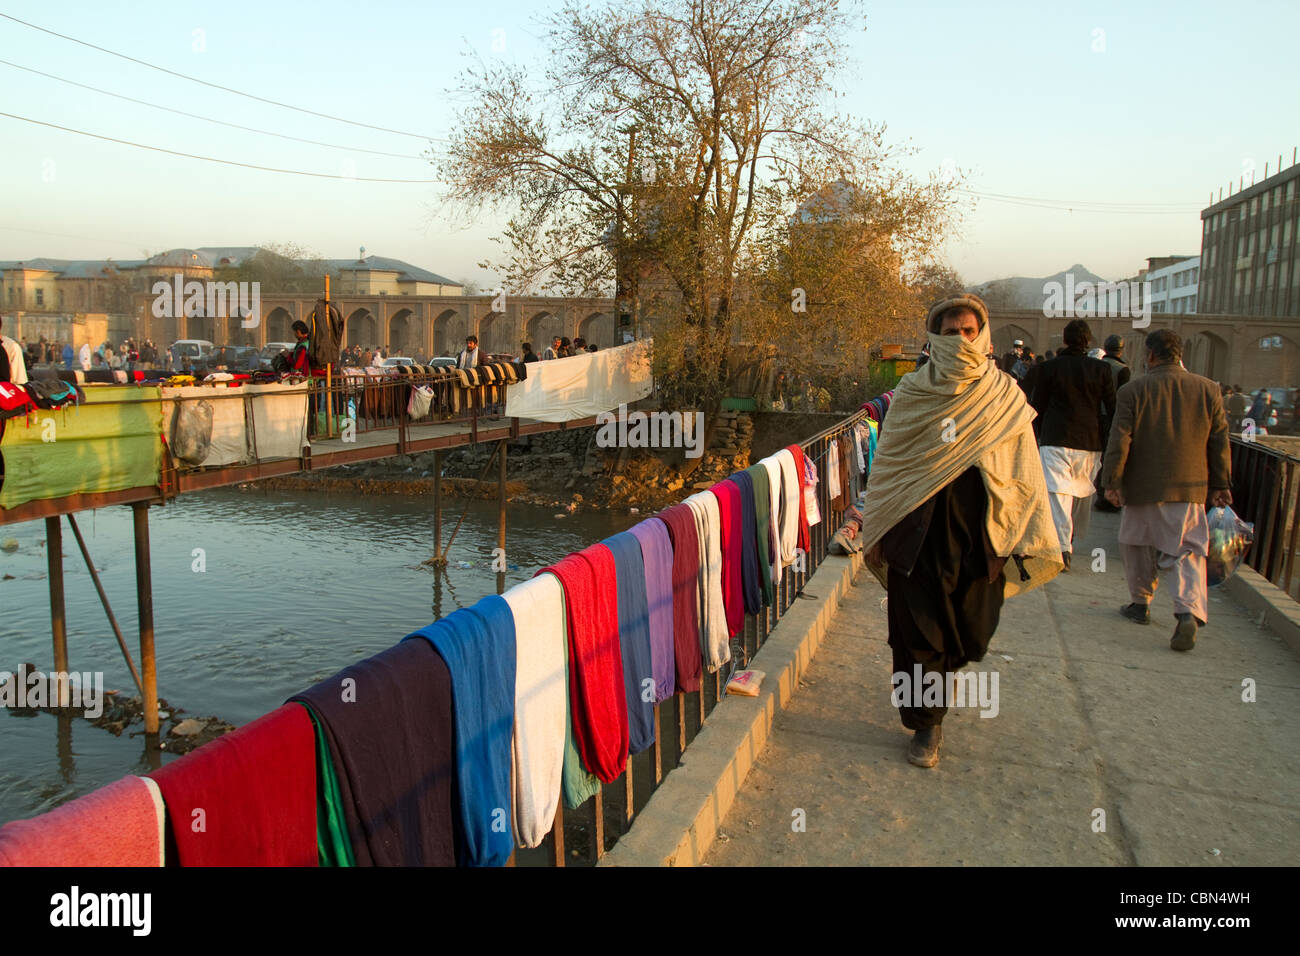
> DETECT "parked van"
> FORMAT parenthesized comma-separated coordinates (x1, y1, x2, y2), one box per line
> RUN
(169, 340, 215, 371)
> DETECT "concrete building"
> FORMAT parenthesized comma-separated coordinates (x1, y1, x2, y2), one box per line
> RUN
(1143, 255, 1200, 315)
(1198, 157, 1300, 317)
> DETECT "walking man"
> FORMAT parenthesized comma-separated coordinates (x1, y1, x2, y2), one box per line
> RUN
(1225, 385, 1247, 437)
(1031, 319, 1116, 568)
(1101, 329, 1231, 651)
(862, 294, 1063, 768)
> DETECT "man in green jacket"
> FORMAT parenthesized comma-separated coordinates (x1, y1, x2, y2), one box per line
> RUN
(1100, 329, 1232, 651)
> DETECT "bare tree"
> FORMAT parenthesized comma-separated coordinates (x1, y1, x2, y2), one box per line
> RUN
(437, 0, 961, 408)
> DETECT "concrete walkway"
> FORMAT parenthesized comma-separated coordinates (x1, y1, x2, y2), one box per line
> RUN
(702, 511, 1300, 866)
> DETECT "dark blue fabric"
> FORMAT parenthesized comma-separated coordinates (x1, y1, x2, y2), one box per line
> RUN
(601, 533, 656, 754)
(403, 595, 516, 867)
(730, 471, 763, 614)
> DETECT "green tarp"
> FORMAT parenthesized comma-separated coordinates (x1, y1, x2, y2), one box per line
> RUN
(0, 386, 164, 510)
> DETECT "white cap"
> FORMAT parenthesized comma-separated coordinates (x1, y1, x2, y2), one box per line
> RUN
(1013, 339, 1024, 347)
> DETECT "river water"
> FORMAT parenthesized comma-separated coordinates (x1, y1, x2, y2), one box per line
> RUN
(0, 487, 640, 825)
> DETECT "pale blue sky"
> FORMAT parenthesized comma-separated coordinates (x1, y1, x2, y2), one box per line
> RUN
(0, 0, 1295, 286)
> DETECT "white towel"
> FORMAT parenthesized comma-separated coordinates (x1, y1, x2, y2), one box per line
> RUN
(502, 574, 568, 849)
(774, 449, 801, 566)
(684, 492, 731, 671)
(759, 456, 784, 587)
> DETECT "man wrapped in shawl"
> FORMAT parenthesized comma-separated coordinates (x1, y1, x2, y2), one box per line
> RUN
(861, 294, 1062, 768)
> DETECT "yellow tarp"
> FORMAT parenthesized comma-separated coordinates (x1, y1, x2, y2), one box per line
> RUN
(0, 386, 164, 510)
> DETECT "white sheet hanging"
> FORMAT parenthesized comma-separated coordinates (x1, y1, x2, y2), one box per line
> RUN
(505, 339, 653, 422)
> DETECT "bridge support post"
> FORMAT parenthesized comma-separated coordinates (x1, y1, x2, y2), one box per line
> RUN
(132, 502, 160, 737)
(432, 449, 444, 565)
(497, 439, 507, 595)
(46, 516, 69, 707)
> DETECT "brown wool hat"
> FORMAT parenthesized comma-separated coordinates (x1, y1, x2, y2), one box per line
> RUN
(926, 293, 989, 334)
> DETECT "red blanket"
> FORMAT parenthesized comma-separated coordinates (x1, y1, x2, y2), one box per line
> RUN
(541, 546, 628, 783)
(150, 703, 317, 866)
(711, 480, 746, 638)
(652, 507, 703, 693)
(786, 443, 811, 554)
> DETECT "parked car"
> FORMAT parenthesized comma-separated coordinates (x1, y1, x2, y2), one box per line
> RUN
(258, 342, 296, 370)
(427, 357, 457, 369)
(379, 356, 415, 368)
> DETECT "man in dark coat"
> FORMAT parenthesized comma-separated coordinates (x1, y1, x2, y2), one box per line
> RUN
(1032, 319, 1116, 567)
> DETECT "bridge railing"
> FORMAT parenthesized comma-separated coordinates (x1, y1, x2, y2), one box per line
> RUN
(1228, 436, 1300, 599)
(522, 407, 866, 866)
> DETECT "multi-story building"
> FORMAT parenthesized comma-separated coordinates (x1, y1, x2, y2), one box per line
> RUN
(1198, 160, 1300, 316)
(1143, 255, 1200, 314)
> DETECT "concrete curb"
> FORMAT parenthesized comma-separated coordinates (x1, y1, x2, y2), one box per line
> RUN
(599, 552, 864, 867)
(1222, 565, 1300, 661)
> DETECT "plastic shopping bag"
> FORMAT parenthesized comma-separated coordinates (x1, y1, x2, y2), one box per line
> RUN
(1207, 505, 1254, 587)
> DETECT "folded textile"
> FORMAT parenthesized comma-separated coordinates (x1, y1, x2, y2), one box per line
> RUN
(501, 574, 568, 848)
(405, 596, 516, 867)
(773, 450, 801, 567)
(541, 546, 628, 783)
(729, 472, 764, 613)
(630, 518, 677, 701)
(758, 456, 785, 586)
(710, 479, 746, 636)
(651, 506, 704, 693)
(0, 775, 165, 867)
(786, 444, 813, 547)
(601, 534, 656, 754)
(684, 491, 731, 671)
(290, 640, 458, 866)
(299, 702, 355, 867)
(744, 464, 776, 607)
(150, 704, 316, 867)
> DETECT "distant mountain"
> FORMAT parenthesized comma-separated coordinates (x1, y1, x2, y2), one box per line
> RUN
(968, 264, 1107, 311)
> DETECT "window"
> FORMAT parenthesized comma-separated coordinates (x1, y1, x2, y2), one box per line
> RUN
(1286, 220, 1293, 247)
(1263, 192, 1270, 213)
(35, 288, 43, 306)
(1251, 197, 1259, 216)
(1189, 296, 1197, 312)
(1248, 234, 1256, 255)
(1288, 180, 1296, 202)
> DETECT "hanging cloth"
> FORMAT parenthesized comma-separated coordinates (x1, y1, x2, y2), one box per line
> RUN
(684, 491, 731, 671)
(728, 471, 764, 613)
(501, 573, 568, 849)
(540, 546, 629, 783)
(291, 640, 458, 866)
(150, 704, 317, 867)
(601, 534, 657, 754)
(651, 506, 704, 693)
(0, 775, 166, 867)
(629, 518, 677, 702)
(743, 464, 776, 606)
(404, 594, 517, 867)
(709, 479, 746, 638)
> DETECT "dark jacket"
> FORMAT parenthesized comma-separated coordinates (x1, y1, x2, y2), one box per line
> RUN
(1102, 354, 1131, 393)
(1030, 346, 1116, 451)
(1100, 362, 1230, 505)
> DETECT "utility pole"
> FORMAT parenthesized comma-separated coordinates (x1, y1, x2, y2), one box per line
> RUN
(616, 127, 639, 343)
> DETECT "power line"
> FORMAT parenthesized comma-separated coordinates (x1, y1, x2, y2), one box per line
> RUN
(0, 59, 422, 160)
(959, 190, 1202, 216)
(0, 12, 439, 142)
(962, 188, 1198, 209)
(0, 110, 443, 183)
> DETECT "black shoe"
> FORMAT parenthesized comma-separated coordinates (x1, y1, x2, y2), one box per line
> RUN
(1120, 603, 1150, 625)
(907, 725, 942, 768)
(1061, 551, 1071, 572)
(1171, 613, 1197, 651)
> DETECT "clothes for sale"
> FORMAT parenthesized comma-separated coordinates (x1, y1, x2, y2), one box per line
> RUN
(299, 702, 356, 867)
(501, 573, 568, 848)
(601, 533, 657, 755)
(0, 775, 165, 867)
(758, 456, 786, 584)
(773, 449, 802, 566)
(684, 491, 731, 671)
(405, 596, 516, 867)
(149, 704, 317, 867)
(743, 464, 777, 607)
(709, 479, 746, 638)
(541, 546, 629, 783)
(652, 506, 704, 693)
(629, 518, 676, 702)
(728, 471, 764, 613)
(826, 439, 842, 504)
(291, 640, 458, 866)
(786, 444, 814, 546)
(802, 454, 822, 526)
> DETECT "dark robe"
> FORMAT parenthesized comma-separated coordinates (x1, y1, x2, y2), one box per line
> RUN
(882, 466, 1006, 730)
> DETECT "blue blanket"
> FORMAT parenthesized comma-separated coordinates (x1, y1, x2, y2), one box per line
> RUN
(601, 533, 657, 754)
